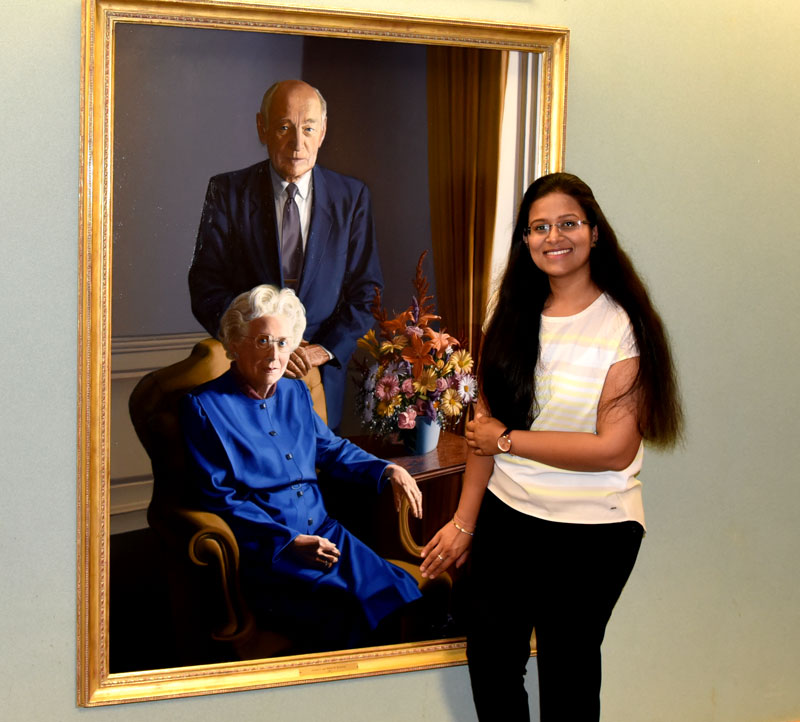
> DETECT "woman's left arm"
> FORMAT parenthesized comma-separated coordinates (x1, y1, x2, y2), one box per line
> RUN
(308, 387, 422, 517)
(466, 357, 642, 472)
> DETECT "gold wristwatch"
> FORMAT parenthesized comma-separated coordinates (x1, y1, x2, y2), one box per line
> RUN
(497, 427, 513, 453)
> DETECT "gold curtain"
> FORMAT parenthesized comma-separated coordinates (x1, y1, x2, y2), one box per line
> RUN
(426, 46, 509, 353)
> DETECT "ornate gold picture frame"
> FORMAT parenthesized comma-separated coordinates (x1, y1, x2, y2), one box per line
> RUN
(78, 0, 568, 706)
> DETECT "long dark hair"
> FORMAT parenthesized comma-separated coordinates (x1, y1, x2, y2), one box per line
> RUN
(479, 172, 683, 447)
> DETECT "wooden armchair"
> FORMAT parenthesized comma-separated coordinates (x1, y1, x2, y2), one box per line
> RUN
(129, 338, 450, 664)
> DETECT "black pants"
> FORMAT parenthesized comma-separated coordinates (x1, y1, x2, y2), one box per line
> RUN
(466, 491, 643, 722)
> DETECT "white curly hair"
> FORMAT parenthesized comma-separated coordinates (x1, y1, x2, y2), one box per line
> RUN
(218, 285, 307, 359)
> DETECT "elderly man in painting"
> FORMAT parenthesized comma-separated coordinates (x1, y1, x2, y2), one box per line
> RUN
(188, 79, 383, 431)
(180, 285, 423, 651)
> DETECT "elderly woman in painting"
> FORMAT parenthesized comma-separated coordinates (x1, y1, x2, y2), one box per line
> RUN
(180, 284, 424, 651)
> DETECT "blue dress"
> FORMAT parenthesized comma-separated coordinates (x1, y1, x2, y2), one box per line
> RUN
(180, 370, 421, 647)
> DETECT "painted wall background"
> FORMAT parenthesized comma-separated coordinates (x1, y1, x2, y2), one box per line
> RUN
(112, 26, 432, 336)
(1, 1, 799, 720)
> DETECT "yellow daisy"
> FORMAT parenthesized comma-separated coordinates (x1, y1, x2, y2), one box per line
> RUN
(449, 349, 474, 374)
(439, 388, 463, 417)
(413, 368, 438, 394)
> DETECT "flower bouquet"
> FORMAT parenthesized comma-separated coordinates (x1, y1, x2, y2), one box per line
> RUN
(354, 252, 477, 445)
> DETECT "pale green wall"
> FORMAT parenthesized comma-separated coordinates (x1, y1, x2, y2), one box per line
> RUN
(2, 0, 799, 720)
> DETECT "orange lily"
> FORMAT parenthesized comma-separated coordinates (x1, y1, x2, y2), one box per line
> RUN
(379, 310, 414, 338)
(401, 333, 436, 379)
(424, 327, 458, 353)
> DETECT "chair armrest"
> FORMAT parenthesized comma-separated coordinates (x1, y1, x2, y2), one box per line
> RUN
(182, 510, 239, 566)
(148, 505, 255, 642)
(149, 505, 236, 558)
(398, 497, 424, 558)
(186, 513, 256, 642)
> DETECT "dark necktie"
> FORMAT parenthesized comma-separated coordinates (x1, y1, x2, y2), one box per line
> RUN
(281, 182, 303, 289)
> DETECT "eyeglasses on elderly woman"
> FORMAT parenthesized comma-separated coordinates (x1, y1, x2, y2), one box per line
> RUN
(239, 333, 292, 353)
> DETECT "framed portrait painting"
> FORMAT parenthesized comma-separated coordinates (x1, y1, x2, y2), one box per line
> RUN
(78, 0, 568, 706)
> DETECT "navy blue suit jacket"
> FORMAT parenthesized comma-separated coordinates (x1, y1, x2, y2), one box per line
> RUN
(189, 161, 383, 429)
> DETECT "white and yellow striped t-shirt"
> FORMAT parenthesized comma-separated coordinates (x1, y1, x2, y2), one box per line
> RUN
(488, 293, 645, 527)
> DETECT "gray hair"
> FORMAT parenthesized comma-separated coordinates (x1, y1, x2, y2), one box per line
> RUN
(219, 285, 307, 358)
(260, 80, 328, 121)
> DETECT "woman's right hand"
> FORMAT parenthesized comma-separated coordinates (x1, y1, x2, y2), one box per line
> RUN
(290, 534, 341, 571)
(419, 520, 472, 580)
(420, 434, 491, 580)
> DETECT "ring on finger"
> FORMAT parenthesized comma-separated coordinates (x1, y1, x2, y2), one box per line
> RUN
(437, 554, 446, 561)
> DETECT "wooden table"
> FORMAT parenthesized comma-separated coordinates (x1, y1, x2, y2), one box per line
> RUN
(343, 431, 468, 560)
(350, 429, 467, 480)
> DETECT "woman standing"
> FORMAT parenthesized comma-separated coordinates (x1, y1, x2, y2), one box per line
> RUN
(420, 173, 682, 720)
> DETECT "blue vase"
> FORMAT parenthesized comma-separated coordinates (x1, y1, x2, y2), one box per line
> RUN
(401, 416, 441, 455)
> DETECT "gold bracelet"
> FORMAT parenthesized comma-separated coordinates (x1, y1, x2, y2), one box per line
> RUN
(452, 518, 475, 536)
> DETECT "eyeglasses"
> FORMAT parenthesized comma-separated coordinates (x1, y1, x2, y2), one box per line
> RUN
(241, 334, 292, 353)
(523, 219, 592, 237)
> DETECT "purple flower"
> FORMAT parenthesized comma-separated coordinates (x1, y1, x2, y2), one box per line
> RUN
(363, 363, 379, 392)
(411, 297, 420, 323)
(415, 399, 437, 420)
(362, 395, 375, 423)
